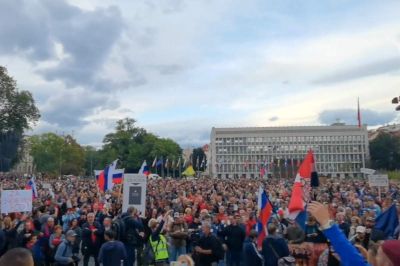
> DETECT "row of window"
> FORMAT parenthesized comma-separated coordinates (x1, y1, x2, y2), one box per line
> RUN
(215, 154, 363, 163)
(215, 163, 363, 173)
(215, 135, 365, 144)
(216, 145, 366, 154)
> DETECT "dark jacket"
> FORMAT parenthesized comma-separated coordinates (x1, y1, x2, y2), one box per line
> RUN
(81, 221, 104, 254)
(98, 240, 127, 266)
(220, 224, 246, 251)
(261, 235, 290, 266)
(121, 214, 144, 246)
(243, 238, 263, 266)
(197, 234, 221, 266)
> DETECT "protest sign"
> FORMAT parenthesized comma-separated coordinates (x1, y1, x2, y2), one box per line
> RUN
(1, 190, 32, 214)
(361, 168, 376, 175)
(368, 174, 389, 187)
(122, 174, 147, 215)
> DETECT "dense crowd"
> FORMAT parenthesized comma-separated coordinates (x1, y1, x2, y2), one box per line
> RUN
(0, 174, 399, 266)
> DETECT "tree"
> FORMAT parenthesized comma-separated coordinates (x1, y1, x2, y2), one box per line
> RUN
(99, 118, 182, 173)
(30, 133, 85, 176)
(192, 147, 207, 171)
(0, 66, 40, 171)
(370, 132, 400, 171)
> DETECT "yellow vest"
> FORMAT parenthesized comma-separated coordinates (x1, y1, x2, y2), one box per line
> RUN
(149, 235, 169, 261)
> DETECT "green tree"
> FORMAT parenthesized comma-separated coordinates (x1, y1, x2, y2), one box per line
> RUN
(100, 118, 182, 173)
(192, 147, 206, 171)
(370, 132, 400, 171)
(0, 66, 40, 171)
(30, 133, 85, 176)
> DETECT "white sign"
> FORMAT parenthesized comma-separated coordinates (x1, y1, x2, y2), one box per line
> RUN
(122, 174, 147, 215)
(368, 174, 389, 187)
(1, 190, 32, 214)
(42, 183, 52, 189)
(360, 168, 376, 175)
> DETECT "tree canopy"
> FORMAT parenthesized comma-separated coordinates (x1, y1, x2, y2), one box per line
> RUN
(0, 66, 40, 171)
(30, 133, 85, 176)
(370, 132, 400, 171)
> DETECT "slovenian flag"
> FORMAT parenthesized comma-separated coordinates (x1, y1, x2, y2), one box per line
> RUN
(138, 160, 150, 176)
(257, 187, 273, 248)
(95, 160, 124, 192)
(25, 176, 38, 198)
(288, 150, 314, 229)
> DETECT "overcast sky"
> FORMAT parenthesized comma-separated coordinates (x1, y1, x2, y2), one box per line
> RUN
(1, 0, 399, 148)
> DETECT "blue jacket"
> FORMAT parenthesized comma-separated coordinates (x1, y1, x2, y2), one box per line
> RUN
(261, 235, 289, 266)
(322, 224, 370, 266)
(55, 240, 74, 265)
(98, 240, 127, 266)
(243, 238, 263, 266)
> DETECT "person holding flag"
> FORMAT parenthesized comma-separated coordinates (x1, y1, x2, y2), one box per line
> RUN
(25, 176, 38, 198)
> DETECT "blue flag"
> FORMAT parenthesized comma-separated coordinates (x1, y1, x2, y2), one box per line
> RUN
(375, 204, 399, 238)
(295, 208, 308, 231)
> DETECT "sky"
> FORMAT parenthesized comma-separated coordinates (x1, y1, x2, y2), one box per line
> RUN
(1, 0, 400, 148)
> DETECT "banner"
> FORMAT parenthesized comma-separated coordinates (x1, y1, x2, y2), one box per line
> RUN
(122, 174, 147, 215)
(368, 174, 389, 187)
(1, 190, 32, 214)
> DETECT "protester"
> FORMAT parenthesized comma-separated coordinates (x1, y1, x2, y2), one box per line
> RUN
(81, 213, 103, 266)
(54, 230, 79, 266)
(243, 230, 263, 266)
(98, 230, 127, 266)
(261, 223, 290, 266)
(0, 248, 34, 266)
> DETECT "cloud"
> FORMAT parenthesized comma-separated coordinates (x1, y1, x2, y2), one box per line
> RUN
(318, 108, 397, 126)
(313, 57, 400, 85)
(41, 89, 119, 127)
(269, 116, 279, 122)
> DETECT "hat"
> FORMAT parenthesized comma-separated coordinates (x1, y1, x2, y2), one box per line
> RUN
(277, 209, 284, 216)
(356, 226, 366, 233)
(66, 230, 77, 237)
(382, 240, 400, 265)
(174, 212, 180, 218)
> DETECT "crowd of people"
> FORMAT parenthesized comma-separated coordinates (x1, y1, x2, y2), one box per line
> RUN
(0, 173, 399, 266)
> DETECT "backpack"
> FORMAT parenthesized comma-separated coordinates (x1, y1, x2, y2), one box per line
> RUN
(111, 218, 126, 242)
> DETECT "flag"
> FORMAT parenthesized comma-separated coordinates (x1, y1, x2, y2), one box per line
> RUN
(25, 176, 38, 198)
(183, 158, 187, 167)
(177, 158, 181, 168)
(165, 158, 169, 168)
(260, 167, 265, 177)
(95, 159, 124, 192)
(357, 97, 361, 128)
(138, 160, 150, 176)
(152, 157, 157, 168)
(284, 159, 288, 168)
(375, 205, 399, 238)
(172, 159, 176, 169)
(288, 150, 314, 225)
(182, 165, 196, 177)
(196, 157, 199, 168)
(200, 158, 205, 168)
(156, 158, 163, 167)
(257, 187, 273, 248)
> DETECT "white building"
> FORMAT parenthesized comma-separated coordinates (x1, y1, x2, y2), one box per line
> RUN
(210, 125, 369, 179)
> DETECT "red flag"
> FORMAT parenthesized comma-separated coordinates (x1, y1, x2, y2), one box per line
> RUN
(288, 150, 314, 215)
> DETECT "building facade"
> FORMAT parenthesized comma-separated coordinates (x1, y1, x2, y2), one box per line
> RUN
(210, 125, 369, 179)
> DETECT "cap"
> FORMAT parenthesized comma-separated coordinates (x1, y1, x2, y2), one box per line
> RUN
(174, 212, 180, 218)
(366, 216, 375, 222)
(382, 240, 400, 265)
(356, 226, 366, 233)
(66, 230, 77, 237)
